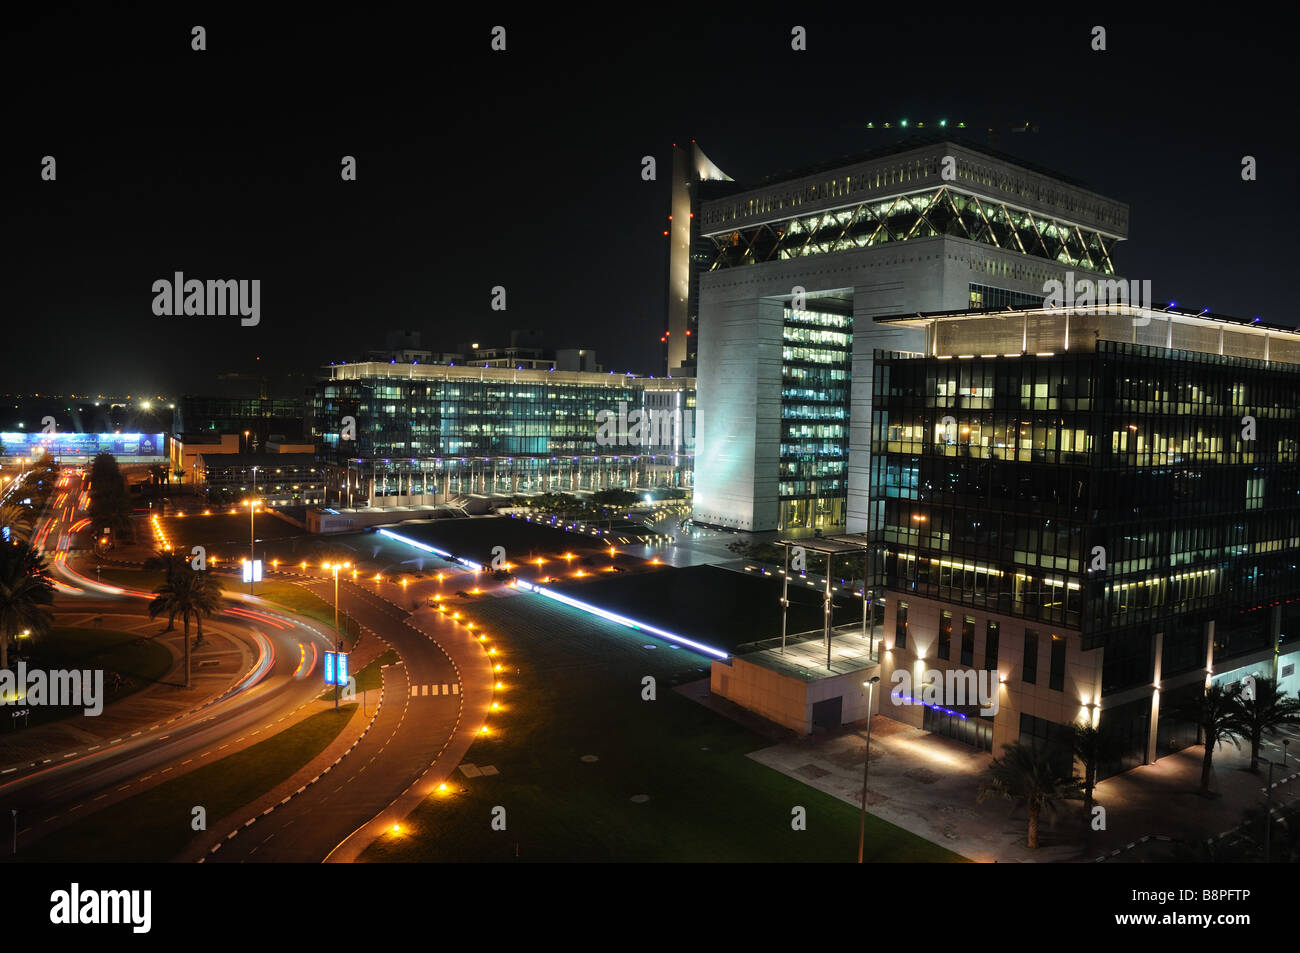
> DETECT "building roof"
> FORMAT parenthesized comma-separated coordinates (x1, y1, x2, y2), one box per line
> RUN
(875, 302, 1299, 335)
(196, 453, 319, 468)
(747, 133, 1095, 192)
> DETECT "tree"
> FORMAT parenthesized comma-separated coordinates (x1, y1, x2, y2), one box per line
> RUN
(591, 488, 637, 509)
(88, 452, 133, 543)
(141, 548, 192, 631)
(1176, 683, 1246, 794)
(148, 568, 222, 689)
(1230, 676, 1300, 773)
(978, 741, 1083, 848)
(1070, 721, 1122, 838)
(0, 541, 56, 671)
(0, 503, 35, 544)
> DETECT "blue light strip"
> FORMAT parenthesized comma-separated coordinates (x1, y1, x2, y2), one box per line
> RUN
(516, 580, 730, 660)
(379, 528, 726, 659)
(893, 694, 968, 719)
(378, 528, 482, 570)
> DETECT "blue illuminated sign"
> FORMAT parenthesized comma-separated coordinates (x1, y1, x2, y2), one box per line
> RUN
(324, 651, 336, 685)
(0, 433, 166, 458)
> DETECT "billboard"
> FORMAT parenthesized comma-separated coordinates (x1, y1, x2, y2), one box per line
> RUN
(0, 433, 166, 459)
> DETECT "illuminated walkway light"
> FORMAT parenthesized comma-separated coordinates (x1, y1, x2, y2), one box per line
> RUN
(515, 581, 729, 660)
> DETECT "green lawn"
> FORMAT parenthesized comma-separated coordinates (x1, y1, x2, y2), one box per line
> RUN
(96, 568, 165, 590)
(247, 580, 361, 647)
(362, 596, 964, 863)
(2, 627, 173, 728)
(9, 705, 359, 862)
(318, 649, 398, 701)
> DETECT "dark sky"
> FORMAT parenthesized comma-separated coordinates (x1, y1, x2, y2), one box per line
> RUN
(8, 9, 1295, 397)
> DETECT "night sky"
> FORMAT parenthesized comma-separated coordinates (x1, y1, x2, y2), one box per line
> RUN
(8, 9, 1294, 398)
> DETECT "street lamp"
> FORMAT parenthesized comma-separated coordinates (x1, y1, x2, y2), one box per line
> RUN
(247, 465, 259, 596)
(1261, 756, 1279, 862)
(325, 562, 349, 636)
(857, 675, 881, 863)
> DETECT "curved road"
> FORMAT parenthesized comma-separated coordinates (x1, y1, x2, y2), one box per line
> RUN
(209, 574, 492, 862)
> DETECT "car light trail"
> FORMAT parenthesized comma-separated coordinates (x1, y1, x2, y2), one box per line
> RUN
(232, 631, 276, 691)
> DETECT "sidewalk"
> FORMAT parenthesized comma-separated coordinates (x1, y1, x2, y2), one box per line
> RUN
(742, 709, 1300, 863)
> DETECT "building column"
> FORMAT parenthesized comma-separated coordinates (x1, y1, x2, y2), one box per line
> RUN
(1204, 619, 1216, 689)
(1271, 604, 1283, 680)
(824, 553, 834, 669)
(780, 545, 790, 655)
(1147, 630, 1163, 765)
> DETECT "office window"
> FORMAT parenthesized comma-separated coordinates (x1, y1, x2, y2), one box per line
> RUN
(938, 611, 952, 660)
(960, 616, 975, 666)
(1023, 628, 1039, 684)
(985, 621, 1000, 672)
(1049, 634, 1066, 691)
(895, 601, 908, 650)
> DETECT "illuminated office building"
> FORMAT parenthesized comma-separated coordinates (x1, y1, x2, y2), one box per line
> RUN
(690, 137, 1130, 531)
(310, 362, 694, 505)
(864, 303, 1300, 772)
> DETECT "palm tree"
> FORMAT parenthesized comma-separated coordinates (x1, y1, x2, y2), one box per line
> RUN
(148, 568, 222, 689)
(141, 548, 192, 631)
(1070, 721, 1122, 836)
(978, 741, 1083, 848)
(0, 504, 34, 544)
(1176, 683, 1245, 794)
(0, 541, 56, 671)
(1230, 676, 1300, 773)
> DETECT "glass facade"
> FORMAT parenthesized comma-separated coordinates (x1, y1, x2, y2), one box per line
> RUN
(176, 396, 306, 442)
(870, 338, 1300, 693)
(779, 307, 852, 529)
(968, 282, 1045, 311)
(311, 364, 694, 501)
(708, 187, 1119, 275)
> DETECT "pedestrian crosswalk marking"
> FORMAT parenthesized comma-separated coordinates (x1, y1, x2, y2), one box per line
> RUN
(411, 683, 460, 698)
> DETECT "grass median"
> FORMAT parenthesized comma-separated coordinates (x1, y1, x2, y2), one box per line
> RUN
(317, 649, 399, 702)
(10, 704, 359, 862)
(2, 626, 173, 730)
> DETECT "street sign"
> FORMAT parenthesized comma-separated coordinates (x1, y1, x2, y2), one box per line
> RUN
(322, 651, 348, 686)
(242, 559, 263, 583)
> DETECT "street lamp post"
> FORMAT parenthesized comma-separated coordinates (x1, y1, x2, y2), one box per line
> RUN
(248, 466, 259, 596)
(857, 675, 881, 863)
(327, 562, 348, 635)
(1262, 757, 1278, 862)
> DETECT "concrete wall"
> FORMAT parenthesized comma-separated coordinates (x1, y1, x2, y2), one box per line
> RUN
(711, 655, 881, 735)
(692, 295, 783, 530)
(877, 591, 1098, 754)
